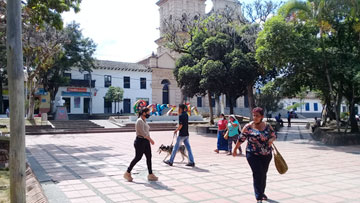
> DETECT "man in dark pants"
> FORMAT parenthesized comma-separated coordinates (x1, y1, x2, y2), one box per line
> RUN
(164, 104, 195, 167)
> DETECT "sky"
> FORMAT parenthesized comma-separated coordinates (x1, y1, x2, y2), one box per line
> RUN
(61, 0, 263, 63)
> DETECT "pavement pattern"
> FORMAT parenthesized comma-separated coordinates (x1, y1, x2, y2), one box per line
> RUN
(26, 125, 360, 203)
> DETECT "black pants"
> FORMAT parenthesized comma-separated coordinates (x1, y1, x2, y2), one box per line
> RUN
(246, 152, 272, 200)
(127, 137, 153, 174)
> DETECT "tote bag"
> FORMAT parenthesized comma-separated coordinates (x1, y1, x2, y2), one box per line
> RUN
(273, 143, 288, 174)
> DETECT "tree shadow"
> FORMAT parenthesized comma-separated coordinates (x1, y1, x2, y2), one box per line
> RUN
(291, 140, 360, 155)
(172, 165, 210, 173)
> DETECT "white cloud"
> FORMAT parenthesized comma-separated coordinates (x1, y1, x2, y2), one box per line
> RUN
(62, 0, 214, 63)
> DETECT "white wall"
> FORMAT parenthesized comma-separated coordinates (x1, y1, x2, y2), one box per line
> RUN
(281, 98, 323, 113)
(56, 68, 152, 114)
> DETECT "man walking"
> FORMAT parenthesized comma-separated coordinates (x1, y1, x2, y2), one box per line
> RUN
(164, 104, 195, 167)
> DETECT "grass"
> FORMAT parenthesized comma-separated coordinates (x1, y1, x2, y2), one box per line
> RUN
(0, 169, 9, 203)
(0, 117, 44, 134)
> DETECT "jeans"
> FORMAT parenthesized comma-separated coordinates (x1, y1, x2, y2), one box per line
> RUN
(246, 152, 272, 200)
(127, 137, 153, 174)
(169, 136, 194, 164)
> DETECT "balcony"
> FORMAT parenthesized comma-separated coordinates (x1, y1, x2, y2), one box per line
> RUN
(67, 79, 95, 88)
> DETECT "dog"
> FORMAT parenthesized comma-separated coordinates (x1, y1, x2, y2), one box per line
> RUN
(157, 144, 188, 162)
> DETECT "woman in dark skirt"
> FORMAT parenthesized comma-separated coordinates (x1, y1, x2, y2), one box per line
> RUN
(214, 113, 229, 153)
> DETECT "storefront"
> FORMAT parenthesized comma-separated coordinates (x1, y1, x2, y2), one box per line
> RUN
(60, 87, 91, 114)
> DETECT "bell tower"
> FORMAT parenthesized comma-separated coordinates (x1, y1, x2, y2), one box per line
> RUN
(157, 0, 206, 37)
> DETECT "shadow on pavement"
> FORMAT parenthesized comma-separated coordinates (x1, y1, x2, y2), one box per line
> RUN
(291, 141, 360, 155)
(267, 199, 280, 203)
(132, 181, 174, 191)
(174, 165, 210, 173)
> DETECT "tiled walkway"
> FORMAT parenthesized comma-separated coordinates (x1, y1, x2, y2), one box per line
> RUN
(26, 125, 360, 203)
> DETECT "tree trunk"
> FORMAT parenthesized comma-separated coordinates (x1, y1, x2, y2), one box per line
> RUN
(215, 95, 220, 117)
(325, 67, 340, 132)
(229, 94, 234, 114)
(336, 82, 342, 122)
(207, 92, 214, 125)
(247, 84, 255, 120)
(0, 76, 3, 114)
(321, 104, 327, 126)
(347, 87, 359, 133)
(28, 92, 35, 120)
(7, 0, 26, 201)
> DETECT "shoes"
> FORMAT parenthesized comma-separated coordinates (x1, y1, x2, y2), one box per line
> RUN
(214, 149, 219, 153)
(257, 200, 263, 203)
(186, 162, 195, 167)
(123, 172, 133, 182)
(227, 152, 232, 155)
(148, 174, 158, 181)
(262, 194, 268, 201)
(163, 160, 173, 166)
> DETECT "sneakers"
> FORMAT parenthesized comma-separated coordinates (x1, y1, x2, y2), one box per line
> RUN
(123, 172, 133, 182)
(185, 162, 195, 167)
(148, 174, 158, 181)
(163, 160, 173, 166)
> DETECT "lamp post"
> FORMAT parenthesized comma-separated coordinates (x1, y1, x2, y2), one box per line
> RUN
(88, 71, 92, 115)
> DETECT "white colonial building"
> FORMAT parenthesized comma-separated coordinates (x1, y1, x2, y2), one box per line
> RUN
(56, 60, 152, 115)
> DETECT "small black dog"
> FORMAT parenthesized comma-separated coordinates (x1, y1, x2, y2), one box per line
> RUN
(158, 144, 188, 162)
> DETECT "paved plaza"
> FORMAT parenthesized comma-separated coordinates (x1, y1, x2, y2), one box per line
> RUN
(26, 125, 360, 203)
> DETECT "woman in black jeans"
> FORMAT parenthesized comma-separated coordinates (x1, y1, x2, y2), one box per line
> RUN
(124, 108, 158, 182)
(233, 107, 276, 202)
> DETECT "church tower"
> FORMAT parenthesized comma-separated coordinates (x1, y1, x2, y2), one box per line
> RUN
(212, 0, 242, 18)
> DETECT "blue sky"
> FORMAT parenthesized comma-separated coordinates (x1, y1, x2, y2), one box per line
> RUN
(62, 0, 279, 63)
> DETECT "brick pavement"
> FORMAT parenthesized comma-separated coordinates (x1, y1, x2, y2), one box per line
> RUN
(26, 125, 360, 203)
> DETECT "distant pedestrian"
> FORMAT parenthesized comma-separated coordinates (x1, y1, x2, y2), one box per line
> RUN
(214, 113, 228, 153)
(6, 108, 9, 118)
(124, 108, 158, 182)
(275, 113, 284, 127)
(227, 115, 242, 156)
(287, 111, 291, 127)
(233, 107, 276, 202)
(164, 104, 195, 167)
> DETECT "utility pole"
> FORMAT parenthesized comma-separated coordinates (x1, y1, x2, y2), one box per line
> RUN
(88, 71, 92, 115)
(6, 0, 26, 202)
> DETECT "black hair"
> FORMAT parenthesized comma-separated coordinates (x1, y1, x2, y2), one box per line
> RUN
(220, 113, 225, 117)
(138, 107, 150, 118)
(179, 104, 187, 111)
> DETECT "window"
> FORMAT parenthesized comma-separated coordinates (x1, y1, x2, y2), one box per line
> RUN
(64, 73, 71, 79)
(226, 96, 237, 107)
(197, 97, 202, 107)
(211, 95, 216, 107)
(104, 75, 112, 87)
(124, 76, 130, 88)
(84, 74, 91, 81)
(305, 103, 310, 111)
(314, 103, 318, 111)
(342, 106, 346, 113)
(140, 78, 146, 89)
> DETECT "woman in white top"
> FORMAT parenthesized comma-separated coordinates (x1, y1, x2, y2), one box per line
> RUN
(124, 108, 158, 182)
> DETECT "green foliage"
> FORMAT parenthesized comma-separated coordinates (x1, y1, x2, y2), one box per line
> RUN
(104, 86, 124, 103)
(256, 81, 283, 114)
(26, 0, 81, 29)
(256, 0, 360, 132)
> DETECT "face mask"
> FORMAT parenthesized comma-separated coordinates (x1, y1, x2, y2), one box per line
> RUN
(145, 114, 150, 119)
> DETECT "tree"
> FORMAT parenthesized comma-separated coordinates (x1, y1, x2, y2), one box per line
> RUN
(41, 22, 96, 113)
(257, 0, 360, 133)
(104, 86, 124, 114)
(256, 81, 283, 117)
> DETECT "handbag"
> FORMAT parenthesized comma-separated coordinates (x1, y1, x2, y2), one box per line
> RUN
(272, 143, 288, 174)
(223, 130, 229, 140)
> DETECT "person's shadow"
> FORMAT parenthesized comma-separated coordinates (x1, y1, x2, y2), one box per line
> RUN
(132, 181, 174, 191)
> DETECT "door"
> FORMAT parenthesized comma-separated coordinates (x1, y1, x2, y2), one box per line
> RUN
(162, 85, 169, 104)
(64, 98, 71, 113)
(123, 99, 131, 114)
(84, 98, 90, 114)
(104, 100, 112, 113)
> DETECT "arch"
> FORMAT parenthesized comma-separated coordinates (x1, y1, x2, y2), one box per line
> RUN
(161, 79, 170, 85)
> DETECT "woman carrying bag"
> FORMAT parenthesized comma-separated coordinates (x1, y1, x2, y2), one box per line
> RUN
(214, 113, 229, 153)
(233, 107, 276, 202)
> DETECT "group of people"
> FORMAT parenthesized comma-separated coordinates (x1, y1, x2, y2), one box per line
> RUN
(124, 104, 276, 203)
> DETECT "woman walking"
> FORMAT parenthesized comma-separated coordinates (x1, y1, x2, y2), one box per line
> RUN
(214, 113, 229, 153)
(233, 107, 276, 202)
(124, 108, 158, 182)
(227, 115, 242, 155)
